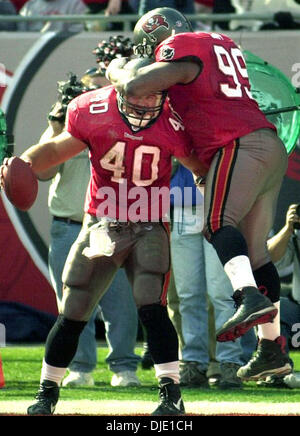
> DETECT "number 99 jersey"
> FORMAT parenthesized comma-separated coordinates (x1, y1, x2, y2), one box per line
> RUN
(65, 85, 190, 221)
(155, 32, 276, 167)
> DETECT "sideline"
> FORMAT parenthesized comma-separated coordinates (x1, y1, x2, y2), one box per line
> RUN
(1, 399, 300, 416)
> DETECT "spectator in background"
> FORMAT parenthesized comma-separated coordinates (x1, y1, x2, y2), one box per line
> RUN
(212, 0, 235, 30)
(194, 0, 214, 30)
(0, 0, 19, 30)
(36, 36, 141, 388)
(138, 1, 195, 17)
(256, 203, 300, 388)
(83, 0, 136, 31)
(18, 0, 86, 33)
(9, 0, 29, 11)
(230, 0, 300, 31)
(194, 0, 214, 12)
(267, 203, 300, 356)
(170, 163, 255, 389)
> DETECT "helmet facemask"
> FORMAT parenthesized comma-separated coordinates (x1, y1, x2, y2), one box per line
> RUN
(134, 38, 156, 58)
(118, 92, 166, 131)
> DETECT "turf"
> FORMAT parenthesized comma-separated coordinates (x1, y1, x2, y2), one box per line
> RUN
(1, 344, 300, 405)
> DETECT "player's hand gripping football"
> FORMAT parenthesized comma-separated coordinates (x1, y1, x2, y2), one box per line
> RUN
(0, 156, 38, 211)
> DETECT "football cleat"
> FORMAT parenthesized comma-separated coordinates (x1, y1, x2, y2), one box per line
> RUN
(179, 361, 209, 388)
(237, 336, 292, 381)
(152, 377, 185, 416)
(218, 362, 243, 390)
(27, 380, 59, 415)
(216, 286, 277, 342)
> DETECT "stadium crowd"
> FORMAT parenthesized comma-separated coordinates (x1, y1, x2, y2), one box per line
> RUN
(0, 0, 300, 32)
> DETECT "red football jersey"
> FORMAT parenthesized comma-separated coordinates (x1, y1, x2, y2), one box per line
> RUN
(66, 85, 190, 221)
(155, 32, 276, 166)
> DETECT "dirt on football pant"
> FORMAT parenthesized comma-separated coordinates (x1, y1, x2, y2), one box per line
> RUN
(61, 214, 171, 321)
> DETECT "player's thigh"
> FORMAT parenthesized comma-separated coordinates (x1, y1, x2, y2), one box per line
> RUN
(125, 223, 170, 307)
(62, 257, 119, 321)
(61, 215, 119, 321)
(204, 129, 287, 236)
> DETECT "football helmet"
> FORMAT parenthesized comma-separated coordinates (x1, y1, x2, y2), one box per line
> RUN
(133, 7, 193, 57)
(117, 57, 166, 131)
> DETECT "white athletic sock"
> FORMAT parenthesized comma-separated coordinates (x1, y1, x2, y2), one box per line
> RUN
(257, 301, 280, 341)
(154, 361, 180, 384)
(224, 255, 257, 291)
(40, 359, 67, 386)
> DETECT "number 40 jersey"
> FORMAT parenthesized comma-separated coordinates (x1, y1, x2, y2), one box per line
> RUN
(155, 32, 276, 167)
(66, 85, 190, 221)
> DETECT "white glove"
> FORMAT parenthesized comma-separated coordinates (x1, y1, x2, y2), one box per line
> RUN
(82, 222, 115, 259)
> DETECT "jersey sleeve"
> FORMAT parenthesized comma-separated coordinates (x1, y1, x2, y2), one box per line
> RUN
(172, 134, 191, 158)
(166, 114, 192, 158)
(155, 33, 202, 63)
(65, 98, 87, 143)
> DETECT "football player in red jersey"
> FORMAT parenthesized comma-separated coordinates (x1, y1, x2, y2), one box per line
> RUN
(107, 7, 292, 381)
(11, 57, 207, 416)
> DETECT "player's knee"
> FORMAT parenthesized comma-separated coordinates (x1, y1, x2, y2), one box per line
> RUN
(134, 291, 159, 308)
(208, 225, 248, 266)
(133, 274, 165, 307)
(254, 262, 280, 303)
(62, 256, 93, 288)
(138, 303, 167, 326)
(61, 285, 95, 321)
(45, 315, 87, 367)
(55, 314, 87, 334)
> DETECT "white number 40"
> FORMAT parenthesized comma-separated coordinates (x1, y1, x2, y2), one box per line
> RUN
(100, 141, 160, 187)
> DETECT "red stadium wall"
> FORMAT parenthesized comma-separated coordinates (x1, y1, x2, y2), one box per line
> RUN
(0, 197, 57, 316)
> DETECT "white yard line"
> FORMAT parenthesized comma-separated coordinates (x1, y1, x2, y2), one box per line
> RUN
(1, 400, 300, 415)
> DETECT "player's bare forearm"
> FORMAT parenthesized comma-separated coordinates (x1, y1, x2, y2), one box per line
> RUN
(267, 227, 292, 263)
(267, 204, 299, 262)
(21, 142, 65, 175)
(106, 57, 133, 93)
(108, 59, 200, 96)
(36, 165, 60, 181)
(124, 62, 198, 97)
(36, 122, 64, 179)
(178, 152, 209, 178)
(20, 131, 86, 175)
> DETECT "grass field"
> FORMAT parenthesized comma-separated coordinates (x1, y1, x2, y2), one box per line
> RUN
(1, 344, 300, 416)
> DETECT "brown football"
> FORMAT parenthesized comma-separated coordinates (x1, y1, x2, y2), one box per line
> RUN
(2, 156, 38, 211)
